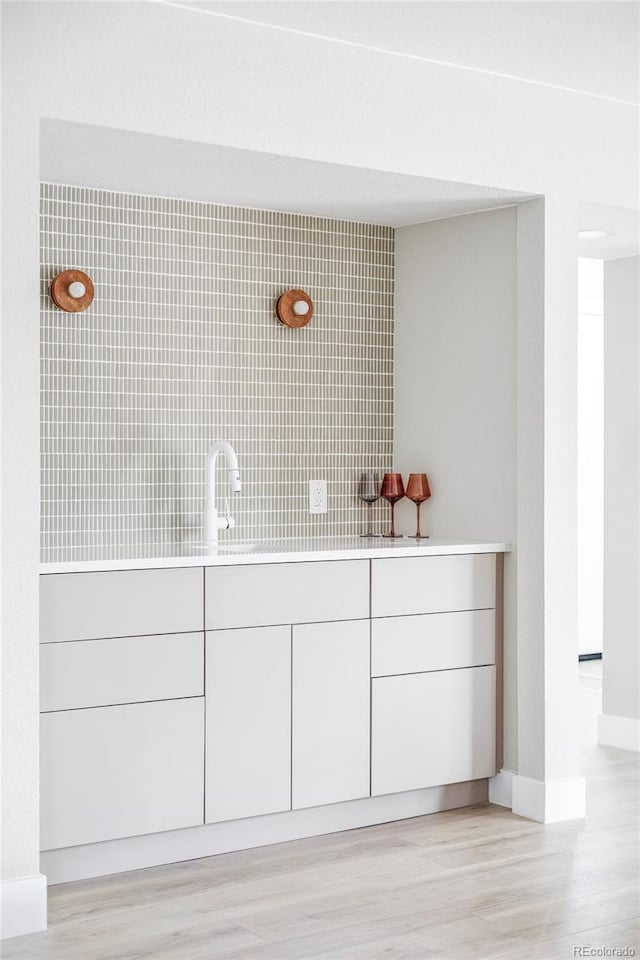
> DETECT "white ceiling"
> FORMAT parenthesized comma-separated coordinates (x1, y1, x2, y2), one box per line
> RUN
(40, 120, 530, 226)
(165, 0, 640, 104)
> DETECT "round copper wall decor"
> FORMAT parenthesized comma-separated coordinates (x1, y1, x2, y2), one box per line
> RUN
(275, 289, 314, 328)
(50, 269, 95, 313)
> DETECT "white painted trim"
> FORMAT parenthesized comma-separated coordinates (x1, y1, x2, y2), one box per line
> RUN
(0, 874, 47, 941)
(488, 768, 514, 808)
(511, 775, 586, 823)
(598, 713, 640, 752)
(42, 779, 487, 885)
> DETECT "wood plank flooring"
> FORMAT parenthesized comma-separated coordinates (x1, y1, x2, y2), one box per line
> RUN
(4, 744, 638, 960)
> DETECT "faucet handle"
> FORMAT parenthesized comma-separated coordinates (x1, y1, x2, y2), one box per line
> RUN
(221, 498, 236, 531)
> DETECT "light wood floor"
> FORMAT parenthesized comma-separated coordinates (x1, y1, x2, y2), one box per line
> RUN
(4, 744, 638, 960)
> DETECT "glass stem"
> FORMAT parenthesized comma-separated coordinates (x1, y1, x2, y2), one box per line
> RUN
(390, 502, 396, 537)
(415, 502, 421, 538)
(367, 501, 373, 537)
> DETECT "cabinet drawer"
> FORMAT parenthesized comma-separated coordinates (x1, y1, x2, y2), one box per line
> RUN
(371, 554, 496, 618)
(40, 633, 204, 712)
(371, 666, 496, 796)
(206, 561, 369, 629)
(40, 568, 203, 643)
(41, 698, 204, 849)
(371, 610, 495, 677)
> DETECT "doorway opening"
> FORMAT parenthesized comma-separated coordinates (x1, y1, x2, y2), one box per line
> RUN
(577, 257, 604, 743)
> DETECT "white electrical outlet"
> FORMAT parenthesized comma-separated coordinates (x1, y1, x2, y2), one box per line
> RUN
(308, 479, 328, 515)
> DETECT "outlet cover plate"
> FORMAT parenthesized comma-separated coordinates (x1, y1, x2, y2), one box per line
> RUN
(308, 479, 328, 514)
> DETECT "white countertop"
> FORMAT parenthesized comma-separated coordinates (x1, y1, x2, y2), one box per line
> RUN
(40, 537, 509, 574)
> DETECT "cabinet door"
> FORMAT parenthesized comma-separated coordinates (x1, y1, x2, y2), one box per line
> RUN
(41, 698, 204, 850)
(206, 626, 291, 823)
(292, 620, 370, 809)
(372, 666, 496, 796)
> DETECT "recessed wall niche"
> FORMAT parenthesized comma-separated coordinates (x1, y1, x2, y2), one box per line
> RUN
(40, 182, 394, 559)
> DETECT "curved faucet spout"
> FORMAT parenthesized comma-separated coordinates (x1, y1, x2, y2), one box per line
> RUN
(207, 440, 241, 496)
(205, 441, 241, 545)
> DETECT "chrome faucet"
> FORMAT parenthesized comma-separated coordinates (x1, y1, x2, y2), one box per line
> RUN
(205, 441, 241, 546)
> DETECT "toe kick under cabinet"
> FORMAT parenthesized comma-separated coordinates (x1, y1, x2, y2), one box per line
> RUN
(39, 551, 501, 861)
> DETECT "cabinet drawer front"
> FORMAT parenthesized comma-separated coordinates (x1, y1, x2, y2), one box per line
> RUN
(206, 627, 291, 823)
(41, 698, 204, 850)
(371, 610, 495, 677)
(371, 666, 496, 796)
(40, 568, 203, 643)
(40, 633, 204, 712)
(206, 560, 369, 629)
(371, 554, 496, 618)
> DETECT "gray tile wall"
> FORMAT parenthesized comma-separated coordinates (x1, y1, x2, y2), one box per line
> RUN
(40, 183, 394, 560)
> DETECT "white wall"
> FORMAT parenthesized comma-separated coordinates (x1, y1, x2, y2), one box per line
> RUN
(577, 259, 604, 656)
(394, 207, 518, 542)
(600, 256, 640, 751)
(2, 0, 637, 935)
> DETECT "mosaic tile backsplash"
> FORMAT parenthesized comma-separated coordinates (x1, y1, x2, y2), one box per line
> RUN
(40, 183, 394, 559)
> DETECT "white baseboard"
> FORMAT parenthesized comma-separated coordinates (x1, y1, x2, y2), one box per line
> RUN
(0, 874, 47, 941)
(598, 713, 640, 752)
(488, 768, 514, 808)
(511, 774, 586, 823)
(42, 779, 487, 885)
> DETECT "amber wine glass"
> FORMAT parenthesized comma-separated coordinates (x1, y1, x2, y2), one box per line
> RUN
(406, 473, 431, 539)
(358, 471, 381, 537)
(381, 473, 405, 538)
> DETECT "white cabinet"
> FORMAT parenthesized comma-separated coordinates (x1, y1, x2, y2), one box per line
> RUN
(40, 568, 203, 642)
(205, 626, 291, 823)
(41, 698, 205, 850)
(371, 665, 496, 796)
(371, 554, 496, 618)
(39, 551, 501, 860)
(205, 560, 369, 629)
(40, 632, 204, 712)
(292, 620, 370, 809)
(371, 610, 495, 677)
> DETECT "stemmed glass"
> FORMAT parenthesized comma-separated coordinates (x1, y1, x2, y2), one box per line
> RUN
(358, 471, 381, 537)
(406, 473, 431, 539)
(381, 473, 405, 538)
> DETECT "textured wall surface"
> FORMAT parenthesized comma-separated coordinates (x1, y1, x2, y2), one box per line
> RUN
(40, 183, 393, 559)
